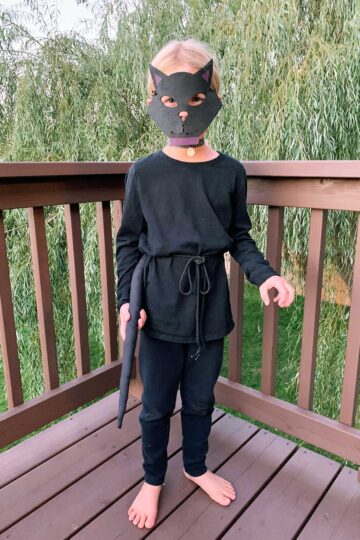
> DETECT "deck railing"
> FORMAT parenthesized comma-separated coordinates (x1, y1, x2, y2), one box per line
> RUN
(0, 160, 359, 478)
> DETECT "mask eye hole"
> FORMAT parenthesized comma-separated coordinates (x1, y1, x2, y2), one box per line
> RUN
(161, 96, 178, 107)
(188, 92, 206, 106)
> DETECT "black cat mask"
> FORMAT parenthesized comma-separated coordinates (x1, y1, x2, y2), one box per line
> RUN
(146, 58, 222, 146)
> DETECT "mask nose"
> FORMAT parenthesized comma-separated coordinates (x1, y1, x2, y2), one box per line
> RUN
(178, 110, 188, 122)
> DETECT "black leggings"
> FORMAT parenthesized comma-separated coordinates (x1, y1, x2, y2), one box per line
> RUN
(138, 329, 224, 486)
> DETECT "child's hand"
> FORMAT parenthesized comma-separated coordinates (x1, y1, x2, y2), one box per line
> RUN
(259, 276, 295, 308)
(119, 303, 147, 341)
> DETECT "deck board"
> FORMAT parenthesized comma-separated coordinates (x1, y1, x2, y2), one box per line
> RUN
(0, 393, 184, 535)
(221, 447, 341, 540)
(0, 392, 139, 488)
(0, 392, 358, 540)
(298, 466, 360, 540)
(72, 413, 258, 539)
(146, 430, 296, 540)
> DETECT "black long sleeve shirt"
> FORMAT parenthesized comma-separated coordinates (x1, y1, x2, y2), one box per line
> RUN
(115, 150, 280, 343)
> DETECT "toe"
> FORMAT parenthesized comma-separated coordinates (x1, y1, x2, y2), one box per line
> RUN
(221, 495, 232, 505)
(145, 514, 156, 528)
(133, 512, 141, 526)
(138, 513, 146, 528)
(225, 486, 236, 497)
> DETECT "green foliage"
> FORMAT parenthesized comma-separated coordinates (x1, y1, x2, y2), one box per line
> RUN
(0, 1, 359, 462)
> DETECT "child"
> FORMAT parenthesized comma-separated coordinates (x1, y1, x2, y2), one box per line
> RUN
(116, 38, 295, 530)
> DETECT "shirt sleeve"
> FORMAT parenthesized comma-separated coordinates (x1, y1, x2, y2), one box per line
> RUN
(229, 163, 281, 287)
(115, 163, 145, 312)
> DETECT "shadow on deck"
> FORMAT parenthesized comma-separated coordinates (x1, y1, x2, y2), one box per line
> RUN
(1, 391, 359, 540)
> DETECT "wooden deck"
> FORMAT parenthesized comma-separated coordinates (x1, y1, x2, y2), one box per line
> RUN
(0, 392, 359, 540)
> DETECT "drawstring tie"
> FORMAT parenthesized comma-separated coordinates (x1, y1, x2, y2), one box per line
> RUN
(142, 253, 215, 362)
(178, 255, 211, 361)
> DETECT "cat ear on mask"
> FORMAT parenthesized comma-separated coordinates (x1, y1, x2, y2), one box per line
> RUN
(194, 58, 214, 89)
(148, 63, 166, 93)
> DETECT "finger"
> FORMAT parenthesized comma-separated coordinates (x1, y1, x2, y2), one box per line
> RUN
(273, 286, 286, 302)
(120, 321, 126, 341)
(280, 289, 293, 307)
(275, 283, 289, 305)
(279, 283, 295, 306)
(277, 292, 287, 307)
(138, 310, 147, 328)
(121, 311, 130, 324)
(285, 283, 296, 304)
(120, 312, 130, 340)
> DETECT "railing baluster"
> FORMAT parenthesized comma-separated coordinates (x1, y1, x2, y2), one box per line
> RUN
(0, 210, 23, 408)
(113, 199, 124, 359)
(97, 201, 117, 364)
(112, 196, 142, 399)
(27, 206, 59, 390)
(298, 209, 327, 410)
(340, 213, 360, 426)
(64, 203, 90, 376)
(261, 206, 284, 395)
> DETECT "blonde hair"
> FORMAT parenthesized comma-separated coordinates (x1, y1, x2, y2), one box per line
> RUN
(146, 38, 221, 99)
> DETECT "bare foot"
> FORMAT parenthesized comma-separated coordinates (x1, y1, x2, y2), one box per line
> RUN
(183, 467, 236, 505)
(128, 481, 163, 529)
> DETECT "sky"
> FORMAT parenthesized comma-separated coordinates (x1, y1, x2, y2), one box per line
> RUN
(1, 0, 113, 43)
